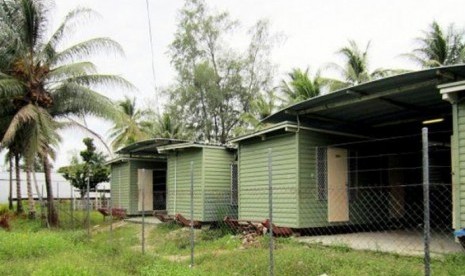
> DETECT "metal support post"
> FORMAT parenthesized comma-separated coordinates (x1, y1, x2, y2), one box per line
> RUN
(422, 127, 431, 276)
(268, 149, 274, 276)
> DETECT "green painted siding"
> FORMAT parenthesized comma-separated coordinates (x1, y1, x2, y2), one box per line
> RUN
(110, 162, 130, 211)
(238, 128, 390, 229)
(166, 149, 204, 220)
(454, 103, 465, 228)
(166, 147, 236, 222)
(203, 148, 236, 220)
(238, 133, 299, 227)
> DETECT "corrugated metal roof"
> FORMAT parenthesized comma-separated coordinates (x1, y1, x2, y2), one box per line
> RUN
(263, 65, 465, 135)
(115, 138, 187, 155)
(157, 141, 236, 152)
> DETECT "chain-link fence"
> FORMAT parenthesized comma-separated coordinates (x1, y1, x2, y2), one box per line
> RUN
(3, 127, 464, 275)
(135, 127, 464, 276)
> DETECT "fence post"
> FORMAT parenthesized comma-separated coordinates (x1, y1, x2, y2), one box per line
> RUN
(190, 161, 194, 268)
(142, 169, 145, 254)
(422, 127, 431, 276)
(268, 148, 274, 276)
(118, 169, 121, 208)
(56, 182, 60, 220)
(109, 189, 113, 244)
(87, 169, 91, 238)
(70, 184, 74, 229)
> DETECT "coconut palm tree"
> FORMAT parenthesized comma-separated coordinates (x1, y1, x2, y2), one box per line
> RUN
(0, 0, 132, 226)
(239, 90, 280, 132)
(280, 68, 324, 105)
(404, 21, 465, 68)
(149, 112, 189, 140)
(327, 40, 406, 89)
(109, 96, 149, 150)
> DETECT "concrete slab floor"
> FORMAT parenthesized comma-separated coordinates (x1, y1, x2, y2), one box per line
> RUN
(297, 230, 464, 256)
(125, 216, 162, 225)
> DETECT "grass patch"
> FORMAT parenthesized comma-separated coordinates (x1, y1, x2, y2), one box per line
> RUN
(1, 216, 464, 275)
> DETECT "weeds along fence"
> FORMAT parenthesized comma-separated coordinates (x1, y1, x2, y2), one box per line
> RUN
(0, 175, 110, 230)
(141, 127, 464, 276)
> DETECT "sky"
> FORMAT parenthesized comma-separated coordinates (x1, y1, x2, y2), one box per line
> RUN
(2, 0, 463, 171)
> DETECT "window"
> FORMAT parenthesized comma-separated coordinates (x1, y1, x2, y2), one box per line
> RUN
(316, 147, 327, 201)
(230, 163, 238, 206)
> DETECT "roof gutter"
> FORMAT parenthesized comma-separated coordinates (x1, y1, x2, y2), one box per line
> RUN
(439, 80, 465, 104)
(229, 122, 369, 143)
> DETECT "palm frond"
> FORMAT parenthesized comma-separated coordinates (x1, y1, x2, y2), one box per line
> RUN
(62, 74, 137, 91)
(46, 61, 97, 82)
(0, 77, 25, 99)
(51, 38, 124, 66)
(62, 117, 113, 156)
(42, 7, 98, 60)
(50, 83, 121, 121)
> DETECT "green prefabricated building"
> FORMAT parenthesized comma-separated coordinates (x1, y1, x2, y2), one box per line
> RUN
(107, 139, 184, 216)
(157, 143, 237, 222)
(232, 65, 465, 231)
(231, 122, 375, 229)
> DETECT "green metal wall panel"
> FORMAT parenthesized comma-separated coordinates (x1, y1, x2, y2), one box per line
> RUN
(238, 133, 299, 227)
(203, 148, 236, 220)
(455, 102, 465, 228)
(166, 149, 205, 220)
(110, 162, 130, 211)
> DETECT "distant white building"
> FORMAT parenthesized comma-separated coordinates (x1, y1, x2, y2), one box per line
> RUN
(0, 171, 110, 204)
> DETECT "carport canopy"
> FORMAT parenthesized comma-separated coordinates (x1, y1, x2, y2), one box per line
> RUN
(263, 65, 465, 136)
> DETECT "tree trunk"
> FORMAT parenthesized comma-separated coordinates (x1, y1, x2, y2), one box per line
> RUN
(26, 164, 36, 219)
(42, 154, 58, 227)
(8, 154, 13, 210)
(15, 154, 23, 214)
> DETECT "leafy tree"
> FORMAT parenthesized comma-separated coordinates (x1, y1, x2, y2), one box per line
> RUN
(327, 40, 406, 89)
(404, 21, 465, 68)
(166, 0, 275, 143)
(109, 96, 149, 150)
(58, 138, 110, 199)
(280, 68, 324, 105)
(0, 0, 132, 226)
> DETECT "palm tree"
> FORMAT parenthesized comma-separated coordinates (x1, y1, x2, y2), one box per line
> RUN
(239, 90, 279, 132)
(149, 112, 189, 140)
(280, 68, 324, 105)
(327, 40, 406, 89)
(109, 96, 149, 150)
(404, 21, 465, 68)
(0, 0, 132, 226)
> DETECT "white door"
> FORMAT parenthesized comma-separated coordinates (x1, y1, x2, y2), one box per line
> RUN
(138, 169, 153, 211)
(327, 147, 349, 222)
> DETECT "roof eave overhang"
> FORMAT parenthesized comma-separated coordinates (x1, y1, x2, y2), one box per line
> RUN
(229, 121, 368, 144)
